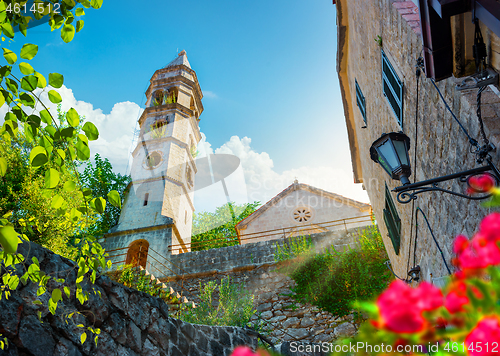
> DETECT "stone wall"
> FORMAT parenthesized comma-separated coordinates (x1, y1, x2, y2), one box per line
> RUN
(162, 228, 367, 346)
(172, 264, 359, 347)
(0, 242, 257, 356)
(166, 228, 363, 278)
(337, 0, 500, 282)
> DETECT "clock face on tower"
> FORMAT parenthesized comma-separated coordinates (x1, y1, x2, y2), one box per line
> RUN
(143, 151, 163, 169)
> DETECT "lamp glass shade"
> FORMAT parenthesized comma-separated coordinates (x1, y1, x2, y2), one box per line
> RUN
(378, 139, 399, 171)
(393, 140, 409, 166)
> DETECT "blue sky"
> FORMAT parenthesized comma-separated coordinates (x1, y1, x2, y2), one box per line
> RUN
(5, 0, 370, 211)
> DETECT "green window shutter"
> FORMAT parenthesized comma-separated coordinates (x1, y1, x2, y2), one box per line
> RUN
(383, 208, 400, 254)
(355, 79, 367, 124)
(382, 49, 403, 127)
(384, 184, 401, 255)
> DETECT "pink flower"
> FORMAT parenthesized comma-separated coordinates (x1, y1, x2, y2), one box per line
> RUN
(377, 280, 443, 333)
(466, 317, 500, 355)
(445, 291, 469, 313)
(231, 346, 258, 356)
(478, 213, 500, 242)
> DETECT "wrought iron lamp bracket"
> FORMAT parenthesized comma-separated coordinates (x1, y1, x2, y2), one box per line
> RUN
(392, 160, 500, 204)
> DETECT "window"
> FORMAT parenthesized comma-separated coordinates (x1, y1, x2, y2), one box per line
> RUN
(143, 193, 149, 206)
(383, 184, 401, 254)
(382, 50, 404, 127)
(355, 79, 367, 125)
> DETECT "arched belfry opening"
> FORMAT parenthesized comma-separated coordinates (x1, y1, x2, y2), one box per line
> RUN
(125, 239, 149, 268)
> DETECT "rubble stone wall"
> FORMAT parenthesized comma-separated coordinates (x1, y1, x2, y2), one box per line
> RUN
(0, 242, 257, 356)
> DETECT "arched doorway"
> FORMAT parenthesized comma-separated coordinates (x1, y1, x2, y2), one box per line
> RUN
(126, 239, 149, 268)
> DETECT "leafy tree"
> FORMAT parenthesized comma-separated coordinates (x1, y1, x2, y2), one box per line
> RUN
(0, 0, 115, 349)
(191, 201, 260, 250)
(80, 153, 130, 236)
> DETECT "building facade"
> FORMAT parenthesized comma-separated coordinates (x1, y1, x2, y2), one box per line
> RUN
(337, 0, 500, 283)
(235, 181, 371, 244)
(103, 51, 203, 270)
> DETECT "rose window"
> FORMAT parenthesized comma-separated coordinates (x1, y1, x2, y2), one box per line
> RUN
(293, 207, 312, 223)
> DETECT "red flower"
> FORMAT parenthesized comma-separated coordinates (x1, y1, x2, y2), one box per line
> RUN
(468, 174, 496, 194)
(465, 317, 500, 355)
(377, 280, 443, 333)
(231, 347, 258, 356)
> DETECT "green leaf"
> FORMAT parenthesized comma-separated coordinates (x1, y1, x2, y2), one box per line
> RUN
(32, 300, 42, 305)
(75, 8, 85, 16)
(20, 44, 38, 60)
(7, 275, 19, 290)
(0, 157, 6, 176)
(19, 62, 34, 75)
(29, 146, 48, 167)
(94, 197, 106, 214)
(61, 24, 75, 43)
(76, 138, 90, 161)
(51, 195, 65, 209)
(21, 76, 38, 91)
(82, 122, 99, 140)
(34, 72, 47, 88)
(49, 73, 64, 88)
(2, 49, 17, 65)
(19, 93, 35, 108)
(90, 0, 103, 9)
(64, 286, 71, 298)
(81, 332, 87, 344)
(27, 115, 41, 128)
(76, 20, 84, 32)
(52, 288, 62, 303)
(5, 78, 18, 96)
(63, 0, 76, 6)
(0, 91, 4, 107)
(45, 169, 60, 189)
(63, 181, 76, 192)
(40, 109, 52, 125)
(0, 226, 19, 254)
(1, 23, 14, 38)
(107, 190, 121, 209)
(66, 108, 79, 127)
(48, 90, 62, 104)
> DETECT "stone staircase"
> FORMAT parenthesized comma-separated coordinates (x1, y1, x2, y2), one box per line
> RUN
(129, 266, 196, 314)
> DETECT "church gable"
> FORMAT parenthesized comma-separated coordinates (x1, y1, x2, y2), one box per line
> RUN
(236, 182, 371, 243)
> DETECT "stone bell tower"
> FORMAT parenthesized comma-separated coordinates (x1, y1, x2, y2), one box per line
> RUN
(104, 51, 203, 260)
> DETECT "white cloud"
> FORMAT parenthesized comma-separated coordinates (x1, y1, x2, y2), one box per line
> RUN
(0, 85, 143, 174)
(194, 135, 370, 212)
(202, 90, 217, 99)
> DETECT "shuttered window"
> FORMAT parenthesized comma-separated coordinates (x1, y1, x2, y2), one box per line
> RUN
(383, 184, 401, 254)
(355, 79, 367, 125)
(382, 50, 403, 127)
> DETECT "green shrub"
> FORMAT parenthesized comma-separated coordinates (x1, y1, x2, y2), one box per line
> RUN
(107, 264, 175, 302)
(280, 225, 391, 318)
(274, 235, 314, 262)
(177, 276, 257, 328)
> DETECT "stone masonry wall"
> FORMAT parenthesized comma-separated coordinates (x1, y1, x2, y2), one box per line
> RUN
(163, 228, 367, 346)
(338, 0, 500, 282)
(0, 242, 257, 356)
(166, 228, 364, 278)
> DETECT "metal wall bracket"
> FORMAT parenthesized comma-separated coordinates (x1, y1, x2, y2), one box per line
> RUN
(456, 68, 499, 90)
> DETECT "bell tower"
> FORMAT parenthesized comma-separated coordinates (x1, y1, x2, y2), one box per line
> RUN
(105, 51, 203, 259)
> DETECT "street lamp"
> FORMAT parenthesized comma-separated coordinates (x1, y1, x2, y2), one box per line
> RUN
(370, 132, 412, 185)
(370, 132, 500, 204)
